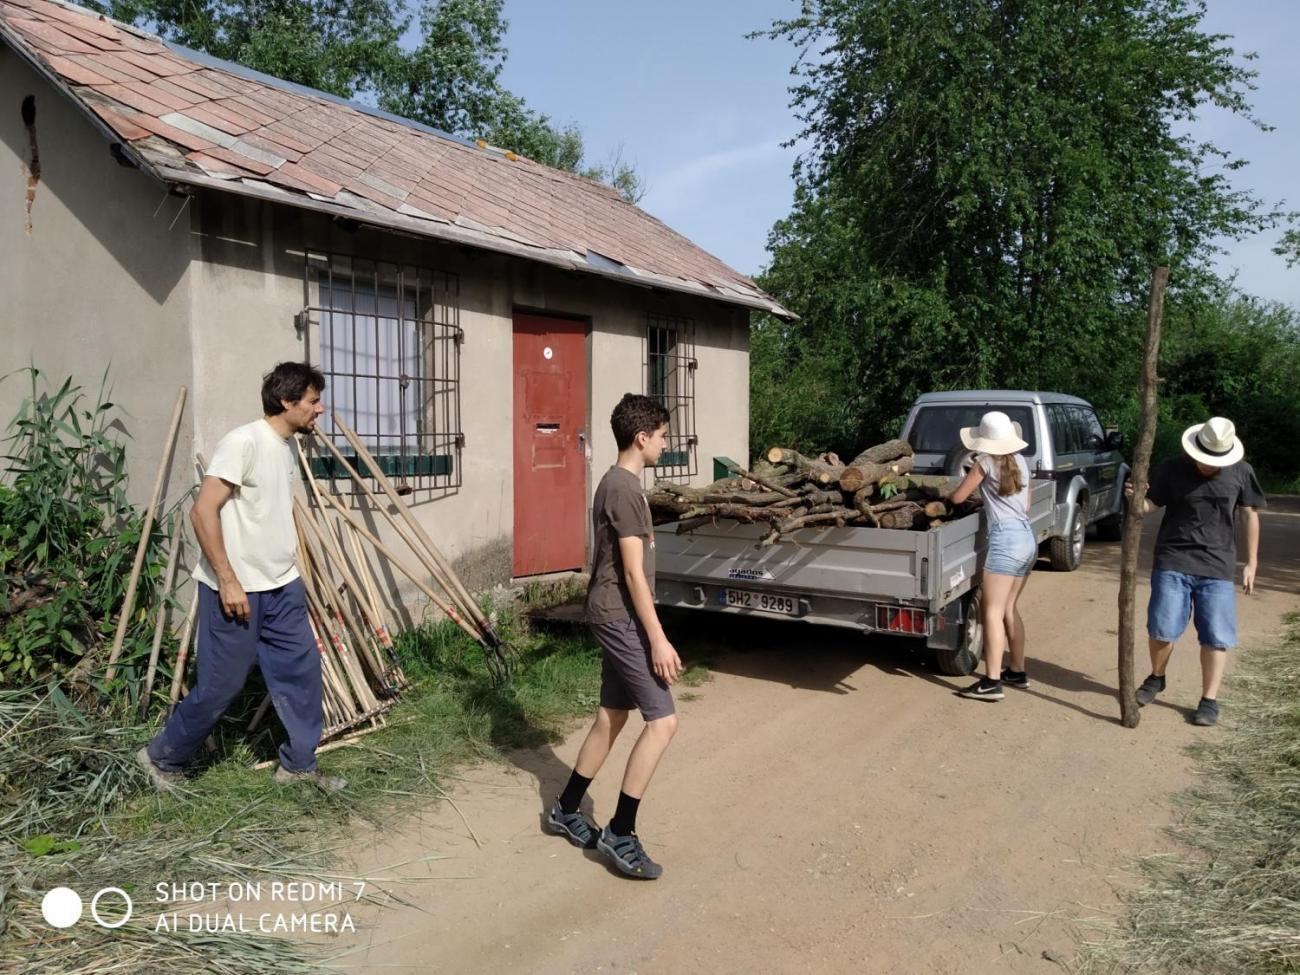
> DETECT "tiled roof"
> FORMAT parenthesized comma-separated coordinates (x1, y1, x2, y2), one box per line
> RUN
(0, 0, 792, 317)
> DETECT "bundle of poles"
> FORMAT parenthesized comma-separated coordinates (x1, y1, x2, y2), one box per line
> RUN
(647, 438, 978, 546)
(302, 414, 513, 685)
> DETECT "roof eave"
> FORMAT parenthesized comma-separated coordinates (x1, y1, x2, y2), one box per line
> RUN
(152, 163, 797, 319)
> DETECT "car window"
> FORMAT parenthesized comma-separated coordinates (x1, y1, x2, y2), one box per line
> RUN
(907, 405, 1037, 455)
(1081, 408, 1106, 451)
(1047, 404, 1079, 454)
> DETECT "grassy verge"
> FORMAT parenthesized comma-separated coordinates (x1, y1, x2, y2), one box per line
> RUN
(2, 588, 710, 973)
(1078, 613, 1300, 974)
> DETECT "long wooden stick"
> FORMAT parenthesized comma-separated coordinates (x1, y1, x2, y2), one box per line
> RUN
(1118, 266, 1169, 729)
(310, 427, 479, 629)
(311, 486, 487, 647)
(166, 590, 199, 718)
(105, 386, 187, 681)
(330, 416, 493, 636)
(139, 513, 184, 719)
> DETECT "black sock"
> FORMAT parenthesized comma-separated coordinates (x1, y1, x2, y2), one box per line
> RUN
(608, 791, 641, 836)
(1148, 673, 1166, 686)
(558, 771, 592, 815)
(981, 675, 1002, 687)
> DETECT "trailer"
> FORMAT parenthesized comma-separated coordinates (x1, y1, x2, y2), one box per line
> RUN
(652, 479, 1055, 675)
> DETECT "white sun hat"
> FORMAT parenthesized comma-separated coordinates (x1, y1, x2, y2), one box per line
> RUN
(959, 411, 1028, 456)
(1182, 416, 1243, 467)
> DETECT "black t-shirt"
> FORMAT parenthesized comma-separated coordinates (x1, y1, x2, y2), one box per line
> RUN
(1147, 455, 1267, 580)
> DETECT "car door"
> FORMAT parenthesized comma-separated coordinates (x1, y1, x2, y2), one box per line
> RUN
(1046, 404, 1084, 504)
(1079, 405, 1120, 519)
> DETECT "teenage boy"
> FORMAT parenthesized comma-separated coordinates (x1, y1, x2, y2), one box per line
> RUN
(137, 362, 344, 791)
(1126, 416, 1265, 726)
(546, 393, 681, 879)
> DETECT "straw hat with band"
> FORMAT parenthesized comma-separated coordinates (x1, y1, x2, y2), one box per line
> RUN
(959, 411, 1028, 456)
(1181, 417, 1244, 468)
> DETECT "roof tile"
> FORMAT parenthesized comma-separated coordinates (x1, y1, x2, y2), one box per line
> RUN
(0, 0, 779, 315)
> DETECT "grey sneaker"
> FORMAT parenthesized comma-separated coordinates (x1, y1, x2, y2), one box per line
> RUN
(546, 802, 598, 848)
(596, 827, 663, 879)
(1193, 698, 1220, 727)
(1136, 673, 1166, 706)
(135, 746, 184, 793)
(273, 766, 347, 792)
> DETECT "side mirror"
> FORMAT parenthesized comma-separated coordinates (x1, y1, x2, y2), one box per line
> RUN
(1105, 430, 1125, 450)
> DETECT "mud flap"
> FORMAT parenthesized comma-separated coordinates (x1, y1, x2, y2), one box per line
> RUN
(926, 598, 962, 651)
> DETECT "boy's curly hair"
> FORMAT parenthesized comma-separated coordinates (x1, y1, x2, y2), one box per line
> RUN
(610, 393, 670, 450)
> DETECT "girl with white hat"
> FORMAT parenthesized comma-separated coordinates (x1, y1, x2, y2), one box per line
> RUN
(949, 411, 1035, 701)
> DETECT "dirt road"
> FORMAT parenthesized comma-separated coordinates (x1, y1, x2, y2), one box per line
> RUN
(331, 502, 1299, 974)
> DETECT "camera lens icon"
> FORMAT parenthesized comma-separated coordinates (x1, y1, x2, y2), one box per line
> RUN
(41, 886, 133, 929)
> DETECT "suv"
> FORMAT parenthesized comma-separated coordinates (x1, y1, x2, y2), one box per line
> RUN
(899, 390, 1128, 571)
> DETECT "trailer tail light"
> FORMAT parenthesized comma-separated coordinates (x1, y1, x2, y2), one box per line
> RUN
(876, 605, 927, 635)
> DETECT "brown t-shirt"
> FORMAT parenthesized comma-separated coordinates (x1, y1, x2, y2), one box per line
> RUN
(585, 466, 655, 624)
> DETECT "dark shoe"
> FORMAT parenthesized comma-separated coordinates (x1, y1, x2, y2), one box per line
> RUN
(597, 827, 663, 879)
(273, 766, 347, 792)
(546, 802, 598, 848)
(135, 746, 184, 793)
(1193, 698, 1220, 727)
(1136, 673, 1166, 706)
(957, 678, 1004, 701)
(1000, 669, 1030, 689)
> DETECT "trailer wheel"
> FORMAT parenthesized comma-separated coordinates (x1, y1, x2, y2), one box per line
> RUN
(935, 589, 983, 676)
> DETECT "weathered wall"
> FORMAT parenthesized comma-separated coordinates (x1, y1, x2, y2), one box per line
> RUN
(187, 195, 750, 611)
(0, 48, 195, 510)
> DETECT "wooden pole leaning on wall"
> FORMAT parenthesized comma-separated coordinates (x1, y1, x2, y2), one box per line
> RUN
(105, 386, 187, 683)
(325, 416, 512, 681)
(138, 512, 184, 719)
(1117, 265, 1170, 729)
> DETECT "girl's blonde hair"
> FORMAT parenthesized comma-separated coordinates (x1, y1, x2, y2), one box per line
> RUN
(996, 453, 1023, 496)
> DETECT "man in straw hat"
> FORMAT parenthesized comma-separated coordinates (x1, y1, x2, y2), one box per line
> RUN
(1126, 416, 1265, 726)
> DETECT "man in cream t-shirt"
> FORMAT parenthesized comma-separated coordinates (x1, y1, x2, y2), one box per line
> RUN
(138, 362, 343, 791)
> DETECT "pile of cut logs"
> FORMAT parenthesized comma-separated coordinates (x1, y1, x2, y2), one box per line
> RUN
(648, 439, 978, 546)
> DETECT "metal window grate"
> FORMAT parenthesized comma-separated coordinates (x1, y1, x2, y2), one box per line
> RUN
(299, 251, 463, 496)
(645, 314, 697, 481)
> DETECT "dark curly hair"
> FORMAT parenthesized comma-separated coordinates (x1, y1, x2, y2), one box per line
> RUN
(261, 362, 325, 415)
(610, 393, 670, 451)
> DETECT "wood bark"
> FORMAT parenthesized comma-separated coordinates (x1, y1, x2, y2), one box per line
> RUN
(876, 473, 958, 499)
(1118, 267, 1168, 729)
(839, 455, 915, 493)
(765, 448, 843, 485)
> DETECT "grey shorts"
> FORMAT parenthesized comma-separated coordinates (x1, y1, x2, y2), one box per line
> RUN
(589, 616, 675, 721)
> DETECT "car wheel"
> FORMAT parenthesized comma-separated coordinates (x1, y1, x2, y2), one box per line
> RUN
(934, 589, 983, 675)
(1049, 505, 1085, 570)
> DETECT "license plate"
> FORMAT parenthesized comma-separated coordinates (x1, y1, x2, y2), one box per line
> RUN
(723, 589, 799, 616)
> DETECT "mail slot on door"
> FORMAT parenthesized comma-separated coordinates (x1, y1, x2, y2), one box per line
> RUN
(533, 422, 566, 470)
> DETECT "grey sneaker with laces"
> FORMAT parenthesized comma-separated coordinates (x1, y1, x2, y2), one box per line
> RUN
(596, 826, 663, 879)
(1193, 698, 1220, 727)
(273, 765, 347, 792)
(546, 802, 598, 848)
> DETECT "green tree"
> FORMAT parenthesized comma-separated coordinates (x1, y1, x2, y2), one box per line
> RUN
(752, 0, 1283, 457)
(98, 0, 643, 200)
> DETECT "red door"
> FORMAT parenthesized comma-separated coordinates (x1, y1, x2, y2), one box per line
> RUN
(512, 314, 587, 577)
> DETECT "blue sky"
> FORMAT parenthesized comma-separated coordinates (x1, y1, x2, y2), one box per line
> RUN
(497, 0, 1298, 306)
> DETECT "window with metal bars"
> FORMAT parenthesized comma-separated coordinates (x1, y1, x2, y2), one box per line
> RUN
(298, 251, 463, 495)
(645, 314, 697, 480)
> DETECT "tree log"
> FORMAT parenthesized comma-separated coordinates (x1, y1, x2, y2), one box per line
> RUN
(840, 455, 915, 493)
(924, 501, 950, 519)
(845, 438, 913, 469)
(765, 448, 843, 485)
(877, 502, 924, 529)
(876, 473, 958, 499)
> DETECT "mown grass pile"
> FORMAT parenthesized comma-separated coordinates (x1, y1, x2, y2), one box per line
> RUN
(3, 597, 662, 974)
(1079, 612, 1300, 974)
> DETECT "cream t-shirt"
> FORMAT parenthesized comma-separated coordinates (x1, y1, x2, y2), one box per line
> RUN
(192, 419, 301, 592)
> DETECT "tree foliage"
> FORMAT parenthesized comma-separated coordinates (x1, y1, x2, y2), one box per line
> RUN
(98, 0, 643, 201)
(752, 0, 1290, 471)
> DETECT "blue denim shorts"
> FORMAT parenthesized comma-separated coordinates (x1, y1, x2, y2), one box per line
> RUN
(984, 520, 1037, 577)
(1148, 570, 1237, 648)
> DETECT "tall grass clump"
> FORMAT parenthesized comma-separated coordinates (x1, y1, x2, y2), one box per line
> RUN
(1079, 613, 1300, 973)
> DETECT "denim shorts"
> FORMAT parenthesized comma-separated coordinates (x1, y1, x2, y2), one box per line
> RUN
(984, 520, 1037, 577)
(1148, 570, 1237, 649)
